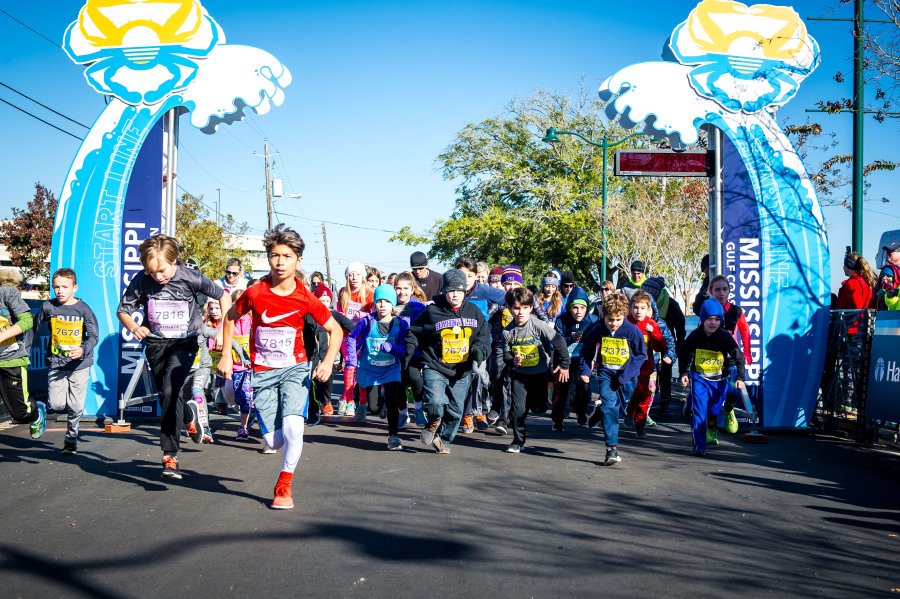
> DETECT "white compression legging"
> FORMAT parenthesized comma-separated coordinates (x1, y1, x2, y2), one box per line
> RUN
(262, 415, 305, 473)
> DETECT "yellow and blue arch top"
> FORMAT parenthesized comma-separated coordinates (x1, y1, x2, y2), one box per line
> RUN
(669, 0, 819, 113)
(62, 0, 221, 105)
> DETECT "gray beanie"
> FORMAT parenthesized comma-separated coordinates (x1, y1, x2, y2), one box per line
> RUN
(442, 269, 467, 293)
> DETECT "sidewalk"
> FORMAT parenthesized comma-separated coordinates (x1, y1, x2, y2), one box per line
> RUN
(0, 402, 898, 598)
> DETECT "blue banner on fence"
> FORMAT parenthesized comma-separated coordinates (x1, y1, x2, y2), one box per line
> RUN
(867, 311, 900, 422)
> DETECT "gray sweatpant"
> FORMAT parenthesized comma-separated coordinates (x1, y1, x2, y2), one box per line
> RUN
(48, 368, 90, 443)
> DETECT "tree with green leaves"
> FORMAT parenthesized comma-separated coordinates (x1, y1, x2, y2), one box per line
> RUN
(175, 193, 251, 280)
(392, 86, 709, 293)
(0, 182, 57, 283)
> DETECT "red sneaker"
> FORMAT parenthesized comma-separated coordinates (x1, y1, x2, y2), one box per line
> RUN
(271, 471, 294, 510)
(322, 402, 334, 416)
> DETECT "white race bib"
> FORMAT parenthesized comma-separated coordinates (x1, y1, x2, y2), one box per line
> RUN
(148, 299, 190, 338)
(254, 326, 296, 368)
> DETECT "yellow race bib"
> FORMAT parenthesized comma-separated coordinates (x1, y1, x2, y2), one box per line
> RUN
(233, 334, 251, 363)
(513, 342, 540, 368)
(0, 315, 16, 348)
(51, 317, 83, 355)
(441, 326, 471, 364)
(600, 337, 629, 369)
(695, 349, 724, 377)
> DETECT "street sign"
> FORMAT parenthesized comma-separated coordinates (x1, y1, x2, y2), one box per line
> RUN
(867, 311, 900, 422)
(614, 149, 712, 177)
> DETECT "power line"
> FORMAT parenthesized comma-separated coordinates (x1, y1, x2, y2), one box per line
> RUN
(0, 8, 61, 48)
(0, 96, 83, 141)
(0, 81, 90, 130)
(180, 143, 259, 193)
(273, 208, 403, 234)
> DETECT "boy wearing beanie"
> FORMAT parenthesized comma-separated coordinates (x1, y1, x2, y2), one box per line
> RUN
(678, 298, 746, 456)
(551, 286, 598, 430)
(406, 269, 491, 454)
(579, 293, 647, 466)
(346, 284, 413, 450)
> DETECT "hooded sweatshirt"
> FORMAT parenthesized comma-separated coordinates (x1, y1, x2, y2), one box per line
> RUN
(554, 286, 598, 370)
(579, 317, 647, 384)
(406, 295, 491, 378)
(679, 298, 745, 382)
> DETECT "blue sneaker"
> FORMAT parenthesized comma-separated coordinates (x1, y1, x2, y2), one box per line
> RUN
(414, 405, 426, 427)
(30, 402, 47, 440)
(398, 408, 409, 428)
(354, 402, 368, 422)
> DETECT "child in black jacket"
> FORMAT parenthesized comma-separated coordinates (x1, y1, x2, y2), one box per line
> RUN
(679, 298, 746, 456)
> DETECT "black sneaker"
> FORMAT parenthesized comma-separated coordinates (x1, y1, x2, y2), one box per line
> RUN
(551, 422, 563, 433)
(214, 403, 229, 416)
(635, 428, 647, 439)
(487, 410, 500, 426)
(690, 445, 706, 457)
(61, 442, 78, 455)
(587, 406, 602, 430)
(604, 447, 621, 466)
(494, 421, 508, 435)
(307, 412, 321, 426)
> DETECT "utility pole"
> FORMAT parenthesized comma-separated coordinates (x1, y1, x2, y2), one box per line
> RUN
(852, 0, 864, 254)
(264, 139, 273, 230)
(321, 222, 332, 289)
(215, 188, 221, 226)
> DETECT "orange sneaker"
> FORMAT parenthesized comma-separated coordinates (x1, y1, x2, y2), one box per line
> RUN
(474, 414, 488, 431)
(161, 455, 181, 480)
(271, 472, 294, 510)
(461, 415, 474, 434)
(322, 402, 334, 416)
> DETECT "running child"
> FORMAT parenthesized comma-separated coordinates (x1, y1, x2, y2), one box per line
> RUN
(539, 271, 563, 325)
(624, 291, 667, 439)
(707, 275, 752, 435)
(580, 293, 646, 466)
(393, 272, 427, 425)
(226, 290, 255, 440)
(337, 261, 373, 417)
(219, 225, 342, 509)
(118, 235, 230, 479)
(346, 284, 412, 450)
(305, 283, 354, 423)
(501, 287, 570, 453)
(679, 298, 746, 456)
(407, 269, 491, 454)
(34, 268, 97, 451)
(551, 285, 597, 431)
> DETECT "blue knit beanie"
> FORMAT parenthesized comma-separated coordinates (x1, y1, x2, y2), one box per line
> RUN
(698, 297, 724, 323)
(373, 284, 397, 306)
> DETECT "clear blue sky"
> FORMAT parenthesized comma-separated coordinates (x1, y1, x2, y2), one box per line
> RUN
(0, 0, 896, 290)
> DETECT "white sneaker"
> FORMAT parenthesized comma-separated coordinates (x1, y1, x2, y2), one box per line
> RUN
(504, 444, 522, 453)
(261, 444, 277, 454)
(387, 435, 403, 451)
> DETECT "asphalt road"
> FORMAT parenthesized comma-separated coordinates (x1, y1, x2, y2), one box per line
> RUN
(1, 405, 898, 598)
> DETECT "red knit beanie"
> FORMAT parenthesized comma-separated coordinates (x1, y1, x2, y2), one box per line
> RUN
(313, 283, 333, 300)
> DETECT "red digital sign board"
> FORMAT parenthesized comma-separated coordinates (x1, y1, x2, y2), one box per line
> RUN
(614, 150, 712, 177)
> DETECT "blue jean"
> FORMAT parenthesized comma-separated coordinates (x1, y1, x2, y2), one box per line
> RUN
(596, 370, 626, 448)
(423, 367, 471, 444)
(690, 373, 728, 451)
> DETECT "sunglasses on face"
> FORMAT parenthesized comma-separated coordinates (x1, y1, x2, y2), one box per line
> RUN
(225, 270, 241, 276)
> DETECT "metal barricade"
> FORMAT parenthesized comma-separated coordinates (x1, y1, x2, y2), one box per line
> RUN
(815, 309, 875, 442)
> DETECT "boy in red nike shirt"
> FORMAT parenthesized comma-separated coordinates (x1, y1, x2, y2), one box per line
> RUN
(219, 225, 342, 509)
(625, 291, 667, 438)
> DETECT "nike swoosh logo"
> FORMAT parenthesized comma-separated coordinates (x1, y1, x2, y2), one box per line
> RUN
(260, 309, 301, 324)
